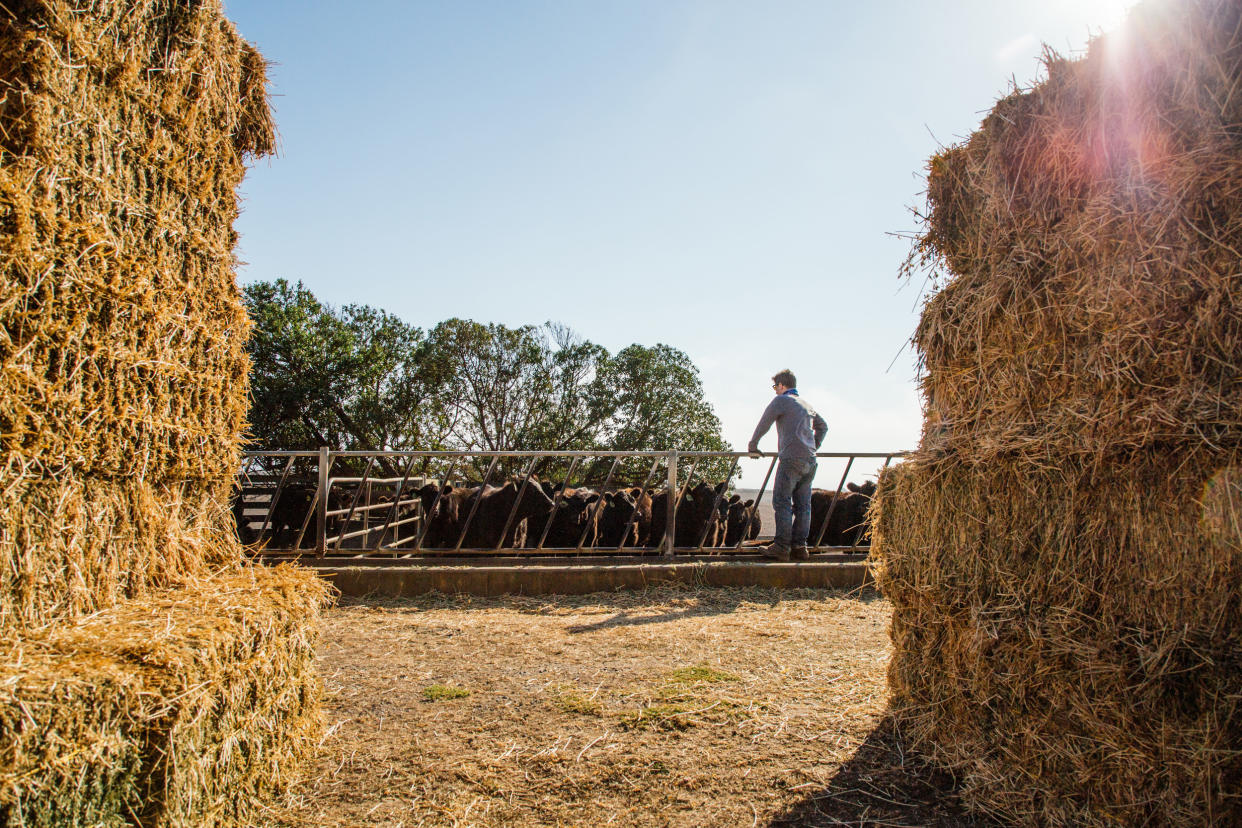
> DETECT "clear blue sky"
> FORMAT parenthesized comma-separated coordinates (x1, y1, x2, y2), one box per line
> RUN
(222, 0, 1132, 486)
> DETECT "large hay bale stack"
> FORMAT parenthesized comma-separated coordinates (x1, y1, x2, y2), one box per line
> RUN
(0, 0, 273, 628)
(0, 2, 329, 823)
(872, 0, 1242, 823)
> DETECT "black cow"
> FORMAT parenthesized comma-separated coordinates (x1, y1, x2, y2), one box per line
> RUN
(532, 486, 601, 548)
(810, 482, 873, 549)
(649, 482, 729, 549)
(455, 479, 556, 548)
(597, 487, 652, 548)
(724, 495, 761, 546)
(413, 483, 463, 548)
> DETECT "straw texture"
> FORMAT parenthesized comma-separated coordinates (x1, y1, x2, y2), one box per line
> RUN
(0, 0, 273, 628)
(0, 0, 271, 483)
(0, 566, 329, 828)
(0, 4, 329, 824)
(0, 476, 240, 630)
(873, 0, 1242, 823)
(909, 0, 1242, 463)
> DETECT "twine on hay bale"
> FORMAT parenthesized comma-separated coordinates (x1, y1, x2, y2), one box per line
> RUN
(0, 566, 331, 828)
(872, 0, 1242, 823)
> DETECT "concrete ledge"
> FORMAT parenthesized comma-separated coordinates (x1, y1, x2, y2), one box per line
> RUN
(300, 559, 873, 598)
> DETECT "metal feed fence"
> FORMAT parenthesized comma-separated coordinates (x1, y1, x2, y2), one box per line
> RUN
(234, 449, 907, 558)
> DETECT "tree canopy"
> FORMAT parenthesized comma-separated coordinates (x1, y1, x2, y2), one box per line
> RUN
(242, 280, 731, 481)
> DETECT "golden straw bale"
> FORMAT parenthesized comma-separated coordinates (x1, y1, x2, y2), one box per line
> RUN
(871, 455, 1242, 825)
(0, 565, 330, 828)
(0, 0, 273, 482)
(879, 6, 1242, 817)
(0, 476, 241, 631)
(907, 0, 1242, 462)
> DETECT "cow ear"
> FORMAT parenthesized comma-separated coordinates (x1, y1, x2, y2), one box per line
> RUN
(586, 493, 600, 504)
(745, 499, 754, 507)
(442, 484, 453, 494)
(729, 494, 740, 504)
(847, 482, 860, 492)
(604, 492, 614, 503)
(715, 482, 727, 494)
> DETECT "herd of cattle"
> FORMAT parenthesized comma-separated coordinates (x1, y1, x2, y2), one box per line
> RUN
(234, 476, 877, 553)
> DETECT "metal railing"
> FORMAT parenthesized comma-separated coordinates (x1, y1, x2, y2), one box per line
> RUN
(233, 449, 907, 558)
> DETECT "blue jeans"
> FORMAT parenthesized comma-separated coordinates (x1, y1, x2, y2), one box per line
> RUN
(772, 456, 816, 547)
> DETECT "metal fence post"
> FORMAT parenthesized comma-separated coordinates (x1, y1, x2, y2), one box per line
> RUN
(316, 446, 329, 555)
(664, 450, 677, 557)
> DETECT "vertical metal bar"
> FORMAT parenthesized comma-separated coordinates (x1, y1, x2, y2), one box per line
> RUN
(257, 455, 295, 545)
(334, 456, 375, 550)
(316, 447, 330, 555)
(663, 451, 677, 556)
(410, 455, 459, 551)
(378, 452, 425, 550)
(695, 456, 738, 551)
(535, 457, 581, 550)
(617, 457, 662, 551)
(735, 455, 779, 550)
(495, 458, 538, 551)
(454, 456, 498, 551)
(812, 455, 855, 550)
(576, 455, 621, 552)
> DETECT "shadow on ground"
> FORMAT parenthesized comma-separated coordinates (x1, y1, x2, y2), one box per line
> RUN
(769, 715, 999, 828)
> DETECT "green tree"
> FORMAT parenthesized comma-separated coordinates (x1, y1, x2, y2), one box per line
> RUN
(243, 280, 449, 476)
(243, 282, 734, 485)
(597, 344, 733, 484)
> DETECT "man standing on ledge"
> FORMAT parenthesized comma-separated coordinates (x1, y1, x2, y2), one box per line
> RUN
(748, 369, 828, 561)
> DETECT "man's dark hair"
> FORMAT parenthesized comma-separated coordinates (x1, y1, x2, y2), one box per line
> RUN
(772, 369, 796, 388)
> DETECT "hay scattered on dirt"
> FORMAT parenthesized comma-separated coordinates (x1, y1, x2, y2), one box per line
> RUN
(875, 0, 1242, 823)
(270, 587, 987, 827)
(0, 566, 329, 827)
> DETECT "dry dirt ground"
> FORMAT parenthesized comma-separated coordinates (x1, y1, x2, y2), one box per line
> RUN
(271, 586, 990, 827)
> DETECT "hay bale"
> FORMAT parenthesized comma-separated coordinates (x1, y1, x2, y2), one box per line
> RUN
(874, 0, 1242, 823)
(907, 0, 1242, 463)
(872, 457, 1242, 824)
(0, 0, 275, 626)
(0, 565, 330, 827)
(0, 476, 240, 630)
(0, 0, 272, 482)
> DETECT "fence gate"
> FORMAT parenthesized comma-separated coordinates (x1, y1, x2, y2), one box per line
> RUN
(234, 449, 905, 560)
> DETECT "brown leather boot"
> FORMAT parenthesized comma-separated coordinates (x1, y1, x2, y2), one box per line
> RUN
(761, 542, 791, 561)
